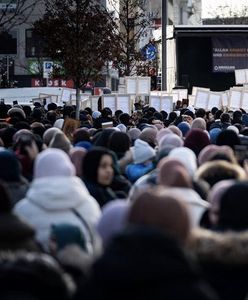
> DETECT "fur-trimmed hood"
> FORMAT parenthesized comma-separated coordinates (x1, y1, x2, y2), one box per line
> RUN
(187, 228, 248, 265)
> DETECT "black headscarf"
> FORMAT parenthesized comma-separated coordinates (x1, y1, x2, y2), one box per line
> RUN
(82, 147, 113, 183)
(218, 182, 248, 231)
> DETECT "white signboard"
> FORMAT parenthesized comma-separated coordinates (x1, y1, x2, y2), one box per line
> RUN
(207, 93, 221, 110)
(171, 91, 180, 103)
(235, 69, 247, 85)
(160, 95, 173, 113)
(229, 89, 242, 109)
(137, 77, 150, 95)
(242, 91, 248, 111)
(102, 95, 116, 113)
(60, 89, 71, 102)
(118, 84, 126, 94)
(188, 95, 195, 106)
(150, 96, 161, 112)
(177, 89, 188, 101)
(192, 86, 210, 96)
(194, 89, 209, 109)
(116, 95, 131, 114)
(126, 77, 137, 94)
(221, 92, 229, 107)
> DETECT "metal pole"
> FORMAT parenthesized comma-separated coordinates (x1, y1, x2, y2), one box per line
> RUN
(162, 0, 167, 91)
(6, 56, 9, 85)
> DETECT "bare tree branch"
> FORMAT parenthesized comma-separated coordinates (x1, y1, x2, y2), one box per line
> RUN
(0, 0, 40, 32)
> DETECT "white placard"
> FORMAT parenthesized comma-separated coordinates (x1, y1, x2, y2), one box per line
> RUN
(242, 91, 248, 111)
(70, 93, 90, 101)
(171, 91, 180, 103)
(137, 77, 150, 95)
(229, 89, 242, 109)
(192, 86, 210, 96)
(150, 96, 161, 112)
(221, 92, 229, 107)
(90, 96, 100, 112)
(126, 77, 137, 94)
(102, 95, 116, 113)
(81, 95, 91, 109)
(150, 91, 162, 96)
(176, 89, 188, 100)
(207, 93, 221, 110)
(235, 69, 247, 85)
(188, 95, 195, 106)
(194, 90, 209, 109)
(161, 95, 173, 113)
(60, 89, 71, 102)
(116, 95, 130, 114)
(245, 70, 248, 84)
(39, 93, 58, 103)
(118, 84, 126, 94)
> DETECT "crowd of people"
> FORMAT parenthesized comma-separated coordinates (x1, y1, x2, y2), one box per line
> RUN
(0, 99, 248, 299)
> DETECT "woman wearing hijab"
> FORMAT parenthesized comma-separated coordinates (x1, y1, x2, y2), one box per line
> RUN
(14, 148, 101, 252)
(188, 181, 248, 300)
(82, 147, 118, 208)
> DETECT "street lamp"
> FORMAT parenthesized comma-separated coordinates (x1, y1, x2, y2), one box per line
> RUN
(162, 0, 167, 91)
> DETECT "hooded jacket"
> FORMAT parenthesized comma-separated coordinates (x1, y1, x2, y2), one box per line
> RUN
(188, 228, 248, 300)
(166, 188, 209, 227)
(14, 176, 101, 252)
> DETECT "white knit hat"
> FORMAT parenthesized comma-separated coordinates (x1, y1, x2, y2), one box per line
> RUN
(116, 124, 127, 132)
(92, 111, 101, 119)
(131, 139, 156, 164)
(227, 125, 239, 135)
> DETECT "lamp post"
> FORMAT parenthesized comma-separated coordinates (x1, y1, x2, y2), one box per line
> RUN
(75, 0, 80, 120)
(162, 0, 167, 91)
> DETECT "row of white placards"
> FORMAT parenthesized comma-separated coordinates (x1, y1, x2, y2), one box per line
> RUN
(194, 88, 248, 111)
(37, 87, 248, 113)
(69, 94, 175, 114)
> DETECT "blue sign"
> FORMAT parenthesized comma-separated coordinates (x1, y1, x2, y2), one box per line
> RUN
(142, 43, 157, 61)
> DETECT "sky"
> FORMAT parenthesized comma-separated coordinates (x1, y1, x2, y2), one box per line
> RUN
(202, 0, 248, 18)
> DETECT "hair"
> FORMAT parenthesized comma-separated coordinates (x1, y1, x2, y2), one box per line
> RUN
(108, 131, 130, 158)
(62, 118, 80, 142)
(195, 108, 206, 118)
(220, 113, 231, 123)
(72, 128, 90, 145)
(82, 147, 113, 183)
(214, 109, 223, 120)
(119, 113, 130, 126)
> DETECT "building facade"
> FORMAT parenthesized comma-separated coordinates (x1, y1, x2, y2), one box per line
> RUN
(0, 0, 202, 88)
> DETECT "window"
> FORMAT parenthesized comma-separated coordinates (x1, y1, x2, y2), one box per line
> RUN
(0, 31, 17, 54)
(25, 29, 45, 57)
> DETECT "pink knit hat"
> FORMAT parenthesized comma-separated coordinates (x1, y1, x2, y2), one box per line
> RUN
(34, 148, 76, 178)
(97, 200, 130, 246)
